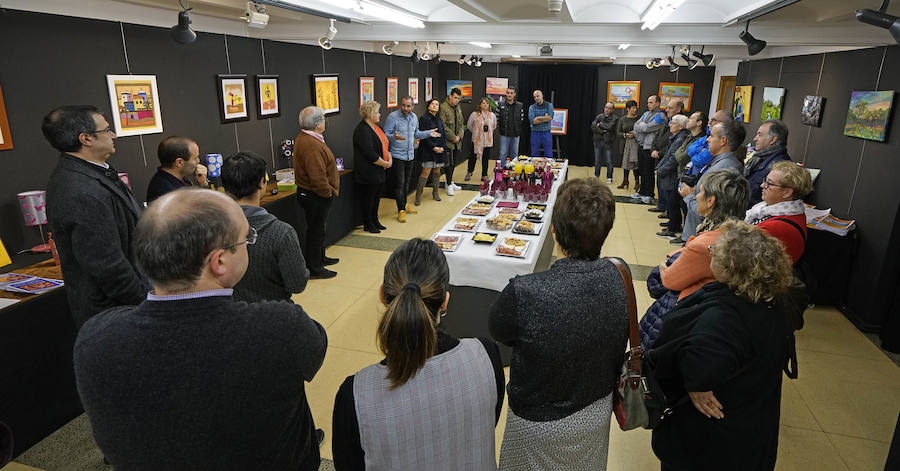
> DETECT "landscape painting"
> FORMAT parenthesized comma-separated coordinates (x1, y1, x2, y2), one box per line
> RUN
(608, 81, 640, 109)
(659, 82, 693, 110)
(733, 85, 752, 122)
(761, 87, 786, 120)
(800, 95, 824, 126)
(844, 90, 894, 142)
(486, 77, 509, 102)
(447, 79, 473, 102)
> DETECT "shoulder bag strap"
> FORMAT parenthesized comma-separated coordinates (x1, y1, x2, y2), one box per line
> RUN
(772, 216, 807, 243)
(606, 257, 643, 380)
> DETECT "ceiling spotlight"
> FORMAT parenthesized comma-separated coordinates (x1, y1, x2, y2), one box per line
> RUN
(668, 46, 679, 72)
(411, 48, 420, 62)
(431, 53, 441, 63)
(679, 45, 690, 56)
(382, 40, 398, 55)
(318, 19, 337, 50)
(170, 0, 197, 44)
(681, 46, 698, 69)
(856, 0, 900, 44)
(458, 55, 467, 64)
(739, 21, 767, 56)
(475, 57, 483, 67)
(692, 46, 715, 66)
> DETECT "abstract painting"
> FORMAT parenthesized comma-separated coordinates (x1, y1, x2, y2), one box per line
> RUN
(216, 74, 249, 123)
(486, 77, 509, 102)
(359, 76, 375, 105)
(659, 82, 693, 111)
(387, 77, 399, 108)
(607, 81, 640, 109)
(844, 90, 895, 142)
(800, 95, 824, 127)
(107, 74, 164, 135)
(256, 75, 280, 119)
(761, 87, 786, 120)
(447, 80, 473, 103)
(0, 82, 12, 150)
(409, 77, 419, 104)
(425, 77, 433, 101)
(550, 108, 568, 135)
(312, 74, 340, 114)
(733, 86, 753, 123)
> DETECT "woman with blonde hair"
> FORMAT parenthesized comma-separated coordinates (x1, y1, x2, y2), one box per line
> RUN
(332, 238, 504, 470)
(353, 101, 392, 233)
(465, 97, 498, 182)
(649, 221, 794, 471)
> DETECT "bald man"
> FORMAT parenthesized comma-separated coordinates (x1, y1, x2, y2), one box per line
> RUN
(146, 135, 207, 203)
(74, 188, 327, 471)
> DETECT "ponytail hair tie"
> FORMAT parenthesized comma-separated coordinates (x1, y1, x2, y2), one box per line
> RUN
(403, 282, 421, 294)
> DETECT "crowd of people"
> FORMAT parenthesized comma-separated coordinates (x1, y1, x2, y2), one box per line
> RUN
(37, 91, 813, 471)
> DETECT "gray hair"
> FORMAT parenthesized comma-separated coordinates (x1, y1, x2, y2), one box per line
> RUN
(695, 168, 750, 233)
(762, 119, 789, 145)
(298, 106, 325, 130)
(670, 114, 688, 127)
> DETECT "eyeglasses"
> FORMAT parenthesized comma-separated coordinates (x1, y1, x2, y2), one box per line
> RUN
(87, 126, 114, 136)
(707, 244, 715, 254)
(223, 226, 257, 250)
(762, 179, 786, 189)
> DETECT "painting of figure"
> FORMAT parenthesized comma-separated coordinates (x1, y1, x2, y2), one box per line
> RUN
(800, 95, 824, 127)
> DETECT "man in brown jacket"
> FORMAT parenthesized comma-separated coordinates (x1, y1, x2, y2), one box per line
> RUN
(293, 106, 340, 279)
(439, 88, 465, 195)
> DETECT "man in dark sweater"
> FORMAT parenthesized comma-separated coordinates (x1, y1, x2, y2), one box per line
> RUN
(145, 136, 207, 204)
(73, 188, 327, 471)
(222, 151, 309, 302)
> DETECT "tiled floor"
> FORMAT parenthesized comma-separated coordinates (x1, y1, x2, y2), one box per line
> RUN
(6, 164, 897, 471)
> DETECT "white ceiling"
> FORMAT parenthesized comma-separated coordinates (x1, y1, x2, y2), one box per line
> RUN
(5, 0, 900, 62)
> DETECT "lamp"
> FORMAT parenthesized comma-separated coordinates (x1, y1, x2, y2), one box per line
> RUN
(646, 57, 663, 69)
(457, 55, 467, 64)
(17, 191, 51, 253)
(318, 19, 337, 50)
(668, 46, 679, 72)
(411, 48, 420, 63)
(692, 46, 715, 66)
(681, 46, 698, 69)
(856, 0, 900, 44)
(474, 57, 483, 67)
(382, 40, 397, 55)
(170, 0, 197, 44)
(739, 21, 767, 56)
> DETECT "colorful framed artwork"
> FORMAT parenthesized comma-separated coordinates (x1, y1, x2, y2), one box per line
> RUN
(359, 76, 375, 105)
(761, 87, 786, 120)
(607, 81, 641, 109)
(447, 79, 473, 103)
(659, 82, 694, 111)
(425, 77, 433, 101)
(255, 75, 280, 119)
(733, 86, 753, 123)
(409, 77, 419, 104)
(106, 74, 164, 136)
(216, 74, 249, 123)
(387, 77, 399, 108)
(844, 90, 895, 142)
(312, 74, 340, 114)
(550, 108, 568, 135)
(486, 77, 509, 102)
(801, 95, 824, 127)
(0, 83, 13, 151)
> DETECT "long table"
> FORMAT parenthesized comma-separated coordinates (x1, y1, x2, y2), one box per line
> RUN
(436, 162, 569, 364)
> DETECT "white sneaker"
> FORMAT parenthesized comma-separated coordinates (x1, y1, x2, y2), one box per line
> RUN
(628, 193, 642, 199)
(641, 196, 654, 204)
(452, 182, 462, 191)
(446, 184, 455, 196)
(606, 178, 613, 184)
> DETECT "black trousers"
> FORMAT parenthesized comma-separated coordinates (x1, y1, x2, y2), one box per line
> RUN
(296, 190, 333, 271)
(356, 183, 383, 231)
(667, 186, 686, 231)
(389, 159, 415, 212)
(639, 148, 656, 197)
(443, 149, 457, 183)
(467, 146, 493, 177)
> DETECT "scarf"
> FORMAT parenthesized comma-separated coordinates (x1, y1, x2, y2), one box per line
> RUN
(743, 144, 786, 176)
(744, 199, 806, 225)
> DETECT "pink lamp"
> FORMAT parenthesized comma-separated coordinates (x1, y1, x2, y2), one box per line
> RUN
(17, 190, 51, 253)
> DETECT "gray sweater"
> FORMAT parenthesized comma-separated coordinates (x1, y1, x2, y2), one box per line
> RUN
(233, 206, 309, 303)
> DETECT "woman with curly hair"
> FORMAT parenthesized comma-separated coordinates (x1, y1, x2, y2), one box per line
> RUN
(648, 221, 794, 471)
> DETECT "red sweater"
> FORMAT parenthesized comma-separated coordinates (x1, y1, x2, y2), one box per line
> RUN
(755, 213, 807, 263)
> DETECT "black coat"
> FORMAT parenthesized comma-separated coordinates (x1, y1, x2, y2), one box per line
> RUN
(352, 120, 387, 185)
(418, 111, 447, 164)
(46, 153, 148, 329)
(649, 282, 786, 471)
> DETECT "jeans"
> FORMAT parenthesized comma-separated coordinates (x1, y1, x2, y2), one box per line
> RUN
(530, 130, 552, 157)
(639, 148, 655, 197)
(467, 146, 493, 177)
(499, 135, 520, 162)
(296, 190, 333, 271)
(389, 159, 415, 211)
(593, 142, 614, 178)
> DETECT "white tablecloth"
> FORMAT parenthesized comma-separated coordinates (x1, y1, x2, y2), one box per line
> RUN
(437, 162, 569, 292)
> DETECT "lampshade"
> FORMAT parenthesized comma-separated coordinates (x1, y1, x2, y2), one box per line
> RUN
(170, 10, 197, 44)
(739, 30, 766, 56)
(18, 191, 47, 227)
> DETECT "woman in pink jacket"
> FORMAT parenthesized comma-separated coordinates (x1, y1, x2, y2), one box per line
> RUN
(465, 97, 498, 182)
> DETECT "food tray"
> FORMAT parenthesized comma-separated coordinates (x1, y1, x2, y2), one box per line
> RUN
(461, 203, 493, 216)
(485, 216, 516, 231)
(476, 195, 496, 204)
(496, 201, 520, 208)
(432, 233, 462, 252)
(495, 238, 530, 258)
(523, 208, 544, 222)
(526, 203, 548, 211)
(450, 217, 481, 232)
(472, 232, 498, 244)
(513, 220, 543, 235)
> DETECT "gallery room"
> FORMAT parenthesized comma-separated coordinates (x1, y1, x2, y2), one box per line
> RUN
(0, 0, 899, 470)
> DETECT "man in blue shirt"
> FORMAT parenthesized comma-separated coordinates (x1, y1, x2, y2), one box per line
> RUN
(528, 90, 554, 157)
(383, 96, 439, 222)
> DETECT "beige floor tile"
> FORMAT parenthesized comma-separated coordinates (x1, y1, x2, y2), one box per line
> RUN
(305, 346, 384, 461)
(600, 238, 638, 265)
(632, 280, 654, 322)
(292, 283, 368, 329)
(796, 307, 889, 361)
(827, 433, 893, 471)
(608, 426, 660, 471)
(775, 425, 850, 471)
(318, 246, 390, 290)
(325, 289, 383, 354)
(780, 377, 821, 431)
(0, 464, 44, 471)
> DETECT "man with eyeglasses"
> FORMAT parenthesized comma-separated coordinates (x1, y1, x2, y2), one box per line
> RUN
(744, 119, 791, 207)
(73, 188, 328, 471)
(42, 105, 148, 329)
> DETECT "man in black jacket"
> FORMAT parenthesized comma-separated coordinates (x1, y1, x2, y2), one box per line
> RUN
(42, 105, 148, 329)
(591, 101, 618, 183)
(145, 135, 207, 203)
(498, 86, 525, 162)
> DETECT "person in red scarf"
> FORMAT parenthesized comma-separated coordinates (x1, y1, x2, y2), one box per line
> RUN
(353, 101, 393, 234)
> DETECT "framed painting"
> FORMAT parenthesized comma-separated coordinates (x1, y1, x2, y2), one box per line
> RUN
(106, 74, 164, 135)
(733, 86, 753, 123)
(0, 83, 13, 151)
(844, 90, 895, 142)
(447, 79, 473, 102)
(801, 95, 824, 127)
(425, 77, 433, 101)
(216, 74, 250, 123)
(761, 87, 786, 120)
(659, 82, 693, 111)
(359, 76, 375, 105)
(607, 81, 640, 109)
(550, 108, 568, 135)
(256, 75, 280, 119)
(409, 77, 419, 104)
(486, 77, 509, 102)
(387, 77, 399, 108)
(312, 74, 340, 114)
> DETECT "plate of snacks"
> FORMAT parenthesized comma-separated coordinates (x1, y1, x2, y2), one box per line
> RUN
(523, 208, 544, 221)
(527, 203, 548, 211)
(432, 233, 462, 252)
(485, 216, 515, 231)
(495, 237, 529, 258)
(513, 220, 542, 235)
(496, 201, 520, 208)
(472, 232, 498, 244)
(462, 203, 493, 216)
(451, 217, 481, 232)
(550, 161, 564, 169)
(476, 195, 496, 204)
(497, 208, 524, 218)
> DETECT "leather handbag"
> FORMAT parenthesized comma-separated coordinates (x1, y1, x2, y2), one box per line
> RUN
(607, 257, 650, 430)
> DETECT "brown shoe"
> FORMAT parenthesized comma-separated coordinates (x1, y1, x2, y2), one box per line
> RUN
(405, 204, 418, 214)
(616, 180, 629, 189)
(398, 210, 407, 223)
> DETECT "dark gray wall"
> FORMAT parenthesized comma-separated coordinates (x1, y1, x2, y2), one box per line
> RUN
(737, 46, 900, 328)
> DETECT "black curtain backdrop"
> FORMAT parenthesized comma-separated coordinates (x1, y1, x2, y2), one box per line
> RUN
(518, 64, 599, 166)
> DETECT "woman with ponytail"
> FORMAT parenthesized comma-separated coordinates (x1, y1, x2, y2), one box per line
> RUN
(332, 238, 505, 470)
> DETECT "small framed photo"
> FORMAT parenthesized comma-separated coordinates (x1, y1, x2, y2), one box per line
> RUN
(359, 76, 375, 105)
(551, 108, 568, 135)
(387, 77, 399, 108)
(256, 75, 280, 119)
(106, 74, 164, 136)
(216, 74, 250, 123)
(312, 74, 340, 114)
(409, 77, 419, 104)
(425, 77, 433, 101)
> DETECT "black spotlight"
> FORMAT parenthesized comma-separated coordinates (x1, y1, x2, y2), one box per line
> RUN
(739, 21, 766, 56)
(668, 46, 679, 72)
(692, 46, 715, 67)
(411, 49, 420, 62)
(431, 54, 441, 64)
(857, 0, 900, 44)
(170, 1, 196, 44)
(457, 55, 466, 64)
